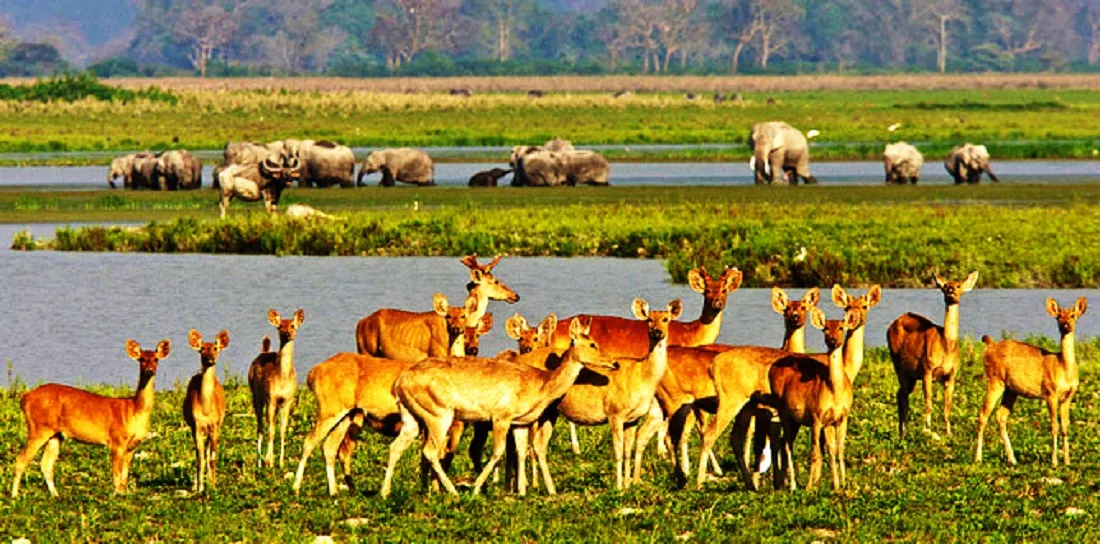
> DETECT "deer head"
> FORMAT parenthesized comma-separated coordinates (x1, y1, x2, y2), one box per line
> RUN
(933, 271, 978, 305)
(1047, 297, 1088, 336)
(772, 287, 821, 331)
(810, 308, 859, 353)
(188, 329, 229, 369)
(434, 293, 477, 342)
(462, 254, 519, 304)
(687, 265, 743, 312)
(632, 298, 684, 345)
(831, 284, 882, 329)
(125, 338, 171, 380)
(567, 317, 619, 372)
(506, 313, 557, 354)
(268, 308, 305, 345)
(464, 313, 493, 356)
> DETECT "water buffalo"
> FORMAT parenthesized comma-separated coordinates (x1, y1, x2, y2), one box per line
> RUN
(217, 155, 301, 218)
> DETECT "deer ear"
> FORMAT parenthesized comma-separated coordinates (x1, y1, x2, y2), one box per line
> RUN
(216, 330, 230, 349)
(962, 271, 979, 292)
(771, 287, 789, 314)
(156, 339, 172, 359)
(632, 298, 650, 320)
(668, 299, 684, 320)
(505, 314, 525, 340)
(1075, 297, 1088, 317)
(460, 254, 478, 269)
(433, 293, 449, 316)
(1046, 297, 1060, 318)
(723, 267, 743, 291)
(866, 285, 883, 307)
(479, 313, 493, 335)
(568, 317, 585, 340)
(803, 287, 821, 307)
(188, 329, 203, 351)
(687, 269, 706, 293)
(464, 296, 478, 314)
(293, 308, 305, 326)
(809, 307, 827, 330)
(268, 309, 280, 327)
(125, 339, 142, 360)
(539, 314, 558, 341)
(831, 285, 849, 308)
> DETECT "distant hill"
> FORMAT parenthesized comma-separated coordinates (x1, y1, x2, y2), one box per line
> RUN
(0, 0, 135, 46)
(536, 0, 606, 12)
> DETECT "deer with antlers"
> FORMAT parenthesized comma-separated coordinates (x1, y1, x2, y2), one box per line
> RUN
(887, 271, 978, 438)
(975, 297, 1088, 467)
(11, 339, 171, 497)
(380, 317, 620, 498)
(249, 308, 304, 469)
(183, 329, 229, 493)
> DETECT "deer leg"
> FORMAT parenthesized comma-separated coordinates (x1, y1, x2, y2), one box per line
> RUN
(1047, 396, 1061, 468)
(380, 407, 420, 498)
(656, 419, 670, 460)
(12, 431, 53, 497)
(121, 450, 136, 492)
(750, 408, 774, 488)
(729, 404, 758, 491)
(974, 379, 1004, 463)
(896, 376, 916, 439)
(633, 403, 665, 485)
(623, 424, 638, 488)
(808, 421, 824, 490)
(512, 427, 530, 496)
(697, 396, 745, 488)
(767, 413, 784, 490)
(472, 420, 510, 495)
(823, 425, 839, 491)
(337, 416, 363, 491)
(610, 418, 626, 490)
(110, 448, 126, 495)
(533, 419, 557, 495)
(209, 426, 220, 488)
(40, 437, 62, 497)
(781, 419, 801, 491)
(441, 420, 465, 476)
(263, 401, 278, 467)
(837, 416, 849, 488)
(943, 373, 957, 436)
(292, 411, 348, 495)
(667, 404, 692, 485)
(695, 410, 723, 476)
(278, 396, 295, 469)
(469, 422, 489, 477)
(194, 430, 207, 493)
(321, 418, 354, 496)
(921, 376, 935, 432)
(569, 422, 581, 455)
(996, 391, 1019, 465)
(1060, 395, 1074, 466)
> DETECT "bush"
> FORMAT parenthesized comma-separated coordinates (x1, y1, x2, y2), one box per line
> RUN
(0, 72, 178, 104)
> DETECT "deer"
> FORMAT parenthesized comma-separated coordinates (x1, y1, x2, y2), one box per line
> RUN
(183, 329, 229, 493)
(887, 271, 978, 438)
(248, 308, 304, 469)
(695, 285, 881, 490)
(504, 313, 558, 355)
(459, 254, 521, 326)
(11, 339, 170, 497)
(546, 265, 742, 456)
(768, 307, 860, 491)
(291, 304, 486, 496)
(975, 297, 1088, 467)
(356, 293, 479, 361)
(380, 317, 620, 498)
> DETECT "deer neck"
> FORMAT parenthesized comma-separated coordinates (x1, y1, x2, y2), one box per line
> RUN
(449, 333, 466, 357)
(200, 365, 218, 401)
(643, 335, 670, 384)
(943, 302, 960, 353)
(542, 348, 588, 399)
(782, 325, 806, 353)
(827, 345, 846, 394)
(1061, 331, 1077, 376)
(277, 339, 295, 376)
(683, 303, 724, 345)
(468, 284, 490, 323)
(134, 373, 156, 414)
(842, 324, 865, 381)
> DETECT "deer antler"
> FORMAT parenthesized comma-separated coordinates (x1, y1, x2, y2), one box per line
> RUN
(460, 254, 480, 270)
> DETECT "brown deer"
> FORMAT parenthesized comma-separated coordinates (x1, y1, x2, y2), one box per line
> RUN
(460, 254, 521, 326)
(183, 329, 229, 493)
(774, 287, 822, 352)
(356, 293, 477, 361)
(505, 313, 558, 355)
(380, 317, 620, 497)
(695, 285, 881, 490)
(769, 307, 860, 491)
(249, 308, 304, 469)
(536, 299, 681, 490)
(11, 339, 170, 497)
(887, 271, 978, 438)
(975, 297, 1088, 467)
(462, 313, 494, 357)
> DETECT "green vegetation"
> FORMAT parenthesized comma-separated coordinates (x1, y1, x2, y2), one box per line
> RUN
(1, 87, 1100, 160)
(2, 337, 1100, 541)
(9, 184, 1100, 288)
(0, 73, 177, 104)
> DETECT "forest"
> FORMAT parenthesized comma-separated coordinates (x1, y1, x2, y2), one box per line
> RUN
(1, 0, 1100, 77)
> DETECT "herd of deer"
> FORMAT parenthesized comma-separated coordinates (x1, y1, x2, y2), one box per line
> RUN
(8, 255, 1089, 499)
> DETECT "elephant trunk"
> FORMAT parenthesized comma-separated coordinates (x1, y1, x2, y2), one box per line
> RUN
(984, 165, 999, 182)
(753, 145, 771, 184)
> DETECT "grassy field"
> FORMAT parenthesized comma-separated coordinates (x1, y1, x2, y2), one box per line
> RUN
(2, 337, 1100, 541)
(1, 80, 1099, 162)
(7, 184, 1100, 288)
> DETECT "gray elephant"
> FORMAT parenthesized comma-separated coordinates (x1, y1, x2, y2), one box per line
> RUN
(512, 149, 565, 187)
(156, 150, 203, 190)
(945, 143, 999, 184)
(509, 145, 545, 167)
(545, 137, 574, 153)
(357, 148, 435, 187)
(129, 153, 160, 190)
(883, 142, 924, 185)
(288, 140, 356, 188)
(748, 121, 817, 185)
(468, 168, 512, 187)
(108, 153, 137, 189)
(560, 150, 610, 185)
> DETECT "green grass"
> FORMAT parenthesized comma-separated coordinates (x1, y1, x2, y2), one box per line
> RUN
(2, 337, 1100, 541)
(8, 184, 1100, 288)
(2, 88, 1100, 161)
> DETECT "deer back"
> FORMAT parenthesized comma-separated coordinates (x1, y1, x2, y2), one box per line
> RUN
(982, 339, 1066, 400)
(355, 308, 450, 362)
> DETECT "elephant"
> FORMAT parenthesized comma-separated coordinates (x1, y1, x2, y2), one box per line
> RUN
(357, 148, 435, 187)
(545, 137, 575, 153)
(107, 154, 137, 189)
(468, 168, 512, 187)
(129, 153, 160, 190)
(883, 142, 924, 185)
(560, 149, 610, 186)
(945, 143, 999, 184)
(271, 139, 355, 188)
(509, 145, 545, 167)
(748, 121, 818, 185)
(217, 154, 302, 218)
(156, 150, 202, 190)
(512, 149, 565, 187)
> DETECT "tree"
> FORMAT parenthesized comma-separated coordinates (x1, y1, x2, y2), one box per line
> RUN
(754, 0, 804, 69)
(655, 0, 705, 71)
(596, 0, 647, 71)
(913, 0, 965, 73)
(170, 1, 241, 77)
(715, 0, 761, 74)
(370, 0, 464, 69)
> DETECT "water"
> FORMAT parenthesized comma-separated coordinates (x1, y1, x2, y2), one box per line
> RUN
(1, 252, 1095, 389)
(0, 160, 1096, 189)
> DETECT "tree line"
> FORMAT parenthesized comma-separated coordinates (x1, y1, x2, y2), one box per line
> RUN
(10, 0, 1100, 77)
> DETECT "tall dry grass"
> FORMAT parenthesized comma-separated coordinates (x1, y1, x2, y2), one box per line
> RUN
(5, 74, 1100, 93)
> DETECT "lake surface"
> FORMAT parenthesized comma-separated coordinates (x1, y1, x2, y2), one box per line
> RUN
(0, 160, 1097, 190)
(1, 252, 1095, 389)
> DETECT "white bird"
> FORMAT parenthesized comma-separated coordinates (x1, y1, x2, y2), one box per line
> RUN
(888, 123, 902, 132)
(806, 129, 820, 139)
